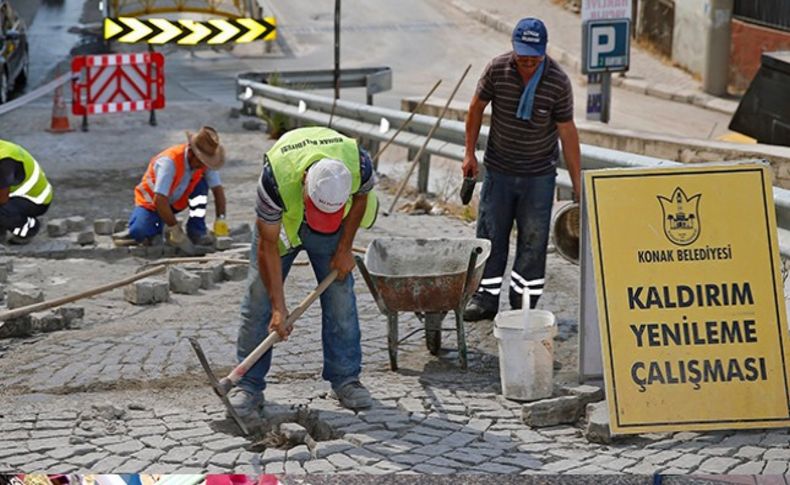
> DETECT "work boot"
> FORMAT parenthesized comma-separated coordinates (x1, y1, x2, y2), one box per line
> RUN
(190, 232, 215, 247)
(227, 387, 263, 420)
(112, 230, 139, 247)
(334, 381, 373, 410)
(463, 298, 497, 322)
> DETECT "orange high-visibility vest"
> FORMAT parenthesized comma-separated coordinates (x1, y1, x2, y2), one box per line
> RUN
(134, 144, 206, 212)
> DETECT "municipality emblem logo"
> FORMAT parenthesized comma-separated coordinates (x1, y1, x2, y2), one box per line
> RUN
(657, 187, 701, 246)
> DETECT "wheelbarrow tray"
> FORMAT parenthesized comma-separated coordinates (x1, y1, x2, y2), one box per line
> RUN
(363, 237, 491, 313)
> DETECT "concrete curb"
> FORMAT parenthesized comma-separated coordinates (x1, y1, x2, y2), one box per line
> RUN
(450, 0, 738, 116)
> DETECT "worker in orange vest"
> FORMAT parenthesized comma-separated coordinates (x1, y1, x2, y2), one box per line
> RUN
(113, 126, 229, 249)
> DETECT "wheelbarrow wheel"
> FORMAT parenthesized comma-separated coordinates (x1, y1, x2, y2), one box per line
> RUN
(424, 312, 445, 356)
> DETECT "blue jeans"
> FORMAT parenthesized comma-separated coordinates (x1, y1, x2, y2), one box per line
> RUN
(474, 167, 556, 310)
(236, 222, 362, 394)
(128, 178, 209, 241)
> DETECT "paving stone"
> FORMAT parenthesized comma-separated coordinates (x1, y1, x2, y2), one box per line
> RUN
(93, 218, 115, 235)
(223, 264, 247, 281)
(443, 450, 489, 466)
(161, 446, 201, 463)
(763, 448, 790, 460)
(345, 447, 384, 465)
(344, 433, 378, 446)
(46, 445, 94, 461)
(286, 444, 311, 462)
(390, 453, 428, 465)
(209, 451, 239, 468)
(598, 457, 637, 471)
(513, 429, 550, 443)
(66, 216, 86, 232)
(93, 455, 129, 471)
(304, 458, 335, 473)
(560, 385, 604, 407)
(548, 449, 594, 461)
(401, 432, 440, 445)
(697, 456, 740, 473)
(539, 458, 588, 472)
(132, 449, 165, 462)
(314, 439, 353, 458)
(204, 436, 248, 452)
(47, 219, 68, 237)
(437, 431, 478, 448)
(215, 237, 233, 251)
(128, 425, 168, 438)
(7, 282, 44, 309)
(584, 400, 613, 444)
(74, 231, 95, 246)
(169, 267, 202, 295)
(139, 435, 178, 450)
(472, 462, 521, 474)
(411, 444, 453, 457)
(55, 305, 85, 325)
(326, 452, 360, 469)
(261, 448, 286, 464)
(734, 445, 765, 460)
(21, 458, 60, 472)
(729, 461, 764, 474)
(644, 449, 682, 464)
(104, 440, 145, 455)
(522, 396, 581, 427)
(412, 463, 456, 474)
(763, 460, 788, 474)
(494, 453, 542, 469)
(26, 437, 71, 452)
(284, 460, 305, 474)
(68, 451, 110, 467)
(30, 310, 67, 333)
(124, 278, 169, 305)
(280, 422, 309, 445)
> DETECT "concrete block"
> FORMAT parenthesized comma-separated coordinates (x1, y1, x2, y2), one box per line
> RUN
(30, 311, 67, 333)
(182, 268, 216, 290)
(65, 216, 86, 233)
(114, 219, 128, 233)
(0, 316, 33, 339)
(584, 401, 613, 444)
(7, 283, 45, 309)
(223, 264, 247, 282)
(124, 278, 170, 305)
(0, 258, 13, 273)
(215, 237, 233, 251)
(560, 385, 604, 408)
(521, 396, 582, 427)
(47, 219, 69, 237)
(74, 231, 95, 246)
(230, 223, 252, 243)
(0, 265, 8, 284)
(93, 219, 115, 235)
(169, 267, 202, 295)
(55, 305, 85, 326)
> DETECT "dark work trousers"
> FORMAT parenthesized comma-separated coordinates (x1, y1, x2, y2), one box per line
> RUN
(0, 197, 49, 241)
(473, 167, 556, 311)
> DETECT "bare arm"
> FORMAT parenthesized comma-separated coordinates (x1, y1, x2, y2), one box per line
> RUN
(557, 119, 582, 202)
(211, 185, 226, 218)
(0, 187, 8, 205)
(463, 95, 490, 178)
(154, 194, 178, 226)
(257, 219, 290, 338)
(331, 193, 367, 280)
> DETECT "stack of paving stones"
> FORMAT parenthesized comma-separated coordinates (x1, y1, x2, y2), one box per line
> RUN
(0, 273, 85, 338)
(127, 260, 248, 304)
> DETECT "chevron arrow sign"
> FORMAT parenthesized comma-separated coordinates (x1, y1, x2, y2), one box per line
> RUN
(104, 17, 276, 45)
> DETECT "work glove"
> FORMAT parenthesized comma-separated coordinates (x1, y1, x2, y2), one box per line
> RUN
(213, 218, 229, 237)
(164, 224, 188, 247)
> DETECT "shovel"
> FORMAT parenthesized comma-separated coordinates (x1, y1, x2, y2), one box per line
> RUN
(189, 269, 339, 435)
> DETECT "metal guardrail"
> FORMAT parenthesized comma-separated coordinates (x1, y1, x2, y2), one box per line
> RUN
(238, 67, 393, 105)
(236, 79, 790, 236)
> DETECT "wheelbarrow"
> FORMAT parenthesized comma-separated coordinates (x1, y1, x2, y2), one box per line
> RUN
(354, 237, 491, 370)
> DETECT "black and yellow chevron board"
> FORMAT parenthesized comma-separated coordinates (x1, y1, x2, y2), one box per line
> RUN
(104, 17, 276, 45)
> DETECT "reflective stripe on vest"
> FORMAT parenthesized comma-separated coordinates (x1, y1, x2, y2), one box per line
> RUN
(134, 144, 206, 212)
(0, 140, 53, 206)
(267, 127, 377, 255)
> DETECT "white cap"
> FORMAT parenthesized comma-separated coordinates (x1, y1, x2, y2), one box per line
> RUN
(305, 158, 352, 213)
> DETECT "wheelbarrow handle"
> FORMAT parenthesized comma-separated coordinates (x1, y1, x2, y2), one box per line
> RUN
(225, 269, 339, 384)
(354, 254, 387, 314)
(461, 246, 483, 304)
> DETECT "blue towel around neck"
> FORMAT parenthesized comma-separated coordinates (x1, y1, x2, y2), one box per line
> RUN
(516, 59, 546, 121)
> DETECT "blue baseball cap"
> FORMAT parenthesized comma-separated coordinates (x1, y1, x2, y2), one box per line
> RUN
(512, 18, 548, 56)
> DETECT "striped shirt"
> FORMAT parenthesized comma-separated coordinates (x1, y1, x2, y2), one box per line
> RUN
(256, 152, 375, 224)
(476, 53, 574, 176)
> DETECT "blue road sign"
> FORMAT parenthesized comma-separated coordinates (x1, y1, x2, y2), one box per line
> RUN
(582, 19, 631, 74)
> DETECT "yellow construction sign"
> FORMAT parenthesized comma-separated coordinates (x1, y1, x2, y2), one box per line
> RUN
(104, 17, 276, 45)
(585, 163, 790, 434)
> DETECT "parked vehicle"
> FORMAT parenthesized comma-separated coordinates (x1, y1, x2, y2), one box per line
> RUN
(0, 0, 29, 104)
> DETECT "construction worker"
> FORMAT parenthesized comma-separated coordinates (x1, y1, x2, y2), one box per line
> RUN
(231, 126, 378, 418)
(0, 140, 53, 245)
(114, 126, 229, 248)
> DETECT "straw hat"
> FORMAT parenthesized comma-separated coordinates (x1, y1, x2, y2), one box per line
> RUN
(186, 126, 225, 170)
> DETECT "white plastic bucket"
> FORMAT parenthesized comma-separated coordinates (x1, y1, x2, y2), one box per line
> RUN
(493, 309, 557, 401)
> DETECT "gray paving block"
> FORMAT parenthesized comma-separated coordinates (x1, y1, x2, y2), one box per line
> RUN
(55, 305, 85, 326)
(74, 231, 95, 246)
(215, 237, 233, 251)
(584, 400, 612, 444)
(30, 310, 67, 333)
(93, 218, 115, 235)
(0, 316, 33, 339)
(47, 219, 68, 237)
(65, 216, 87, 232)
(169, 267, 202, 295)
(124, 278, 170, 305)
(223, 264, 248, 281)
(522, 395, 581, 427)
(7, 282, 44, 309)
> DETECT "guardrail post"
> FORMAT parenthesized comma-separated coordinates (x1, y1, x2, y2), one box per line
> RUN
(408, 147, 431, 194)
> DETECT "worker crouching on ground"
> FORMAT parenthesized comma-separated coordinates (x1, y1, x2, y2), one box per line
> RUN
(230, 126, 378, 419)
(113, 126, 229, 249)
(0, 140, 53, 245)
